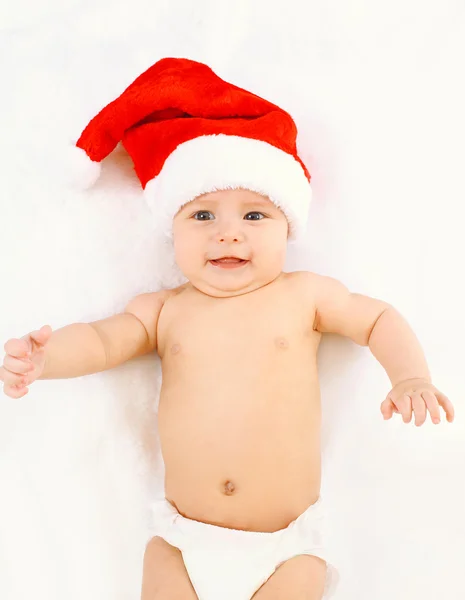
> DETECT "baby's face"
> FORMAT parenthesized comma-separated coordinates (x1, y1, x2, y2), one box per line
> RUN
(172, 189, 289, 297)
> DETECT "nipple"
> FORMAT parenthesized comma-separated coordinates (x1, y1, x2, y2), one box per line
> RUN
(170, 343, 181, 355)
(223, 480, 236, 495)
(275, 337, 289, 349)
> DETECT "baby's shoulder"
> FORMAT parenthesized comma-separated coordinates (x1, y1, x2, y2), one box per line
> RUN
(283, 270, 328, 296)
(162, 282, 190, 298)
(155, 282, 191, 311)
(127, 284, 188, 314)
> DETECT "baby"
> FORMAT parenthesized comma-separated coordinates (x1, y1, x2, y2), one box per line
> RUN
(0, 58, 455, 600)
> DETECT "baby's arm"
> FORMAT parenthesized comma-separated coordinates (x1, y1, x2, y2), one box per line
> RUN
(307, 272, 454, 424)
(1, 292, 168, 398)
(310, 274, 430, 385)
(39, 291, 166, 379)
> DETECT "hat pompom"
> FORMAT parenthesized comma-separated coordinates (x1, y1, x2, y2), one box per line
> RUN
(64, 145, 102, 190)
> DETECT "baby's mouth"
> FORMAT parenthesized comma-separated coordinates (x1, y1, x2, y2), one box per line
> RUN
(209, 257, 249, 269)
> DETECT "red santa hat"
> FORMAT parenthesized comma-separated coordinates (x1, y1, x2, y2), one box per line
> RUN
(72, 57, 312, 241)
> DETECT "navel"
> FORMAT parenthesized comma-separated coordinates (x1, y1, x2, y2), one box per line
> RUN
(170, 343, 182, 355)
(275, 336, 289, 350)
(223, 480, 236, 496)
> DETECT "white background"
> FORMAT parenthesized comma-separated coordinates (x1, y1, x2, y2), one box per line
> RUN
(0, 1, 464, 598)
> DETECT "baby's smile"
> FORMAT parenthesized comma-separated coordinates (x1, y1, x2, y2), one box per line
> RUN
(208, 256, 250, 269)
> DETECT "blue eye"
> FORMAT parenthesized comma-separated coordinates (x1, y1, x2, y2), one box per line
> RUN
(245, 212, 265, 220)
(193, 211, 214, 220)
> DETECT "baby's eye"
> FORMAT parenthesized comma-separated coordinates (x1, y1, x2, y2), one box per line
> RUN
(193, 211, 214, 220)
(244, 212, 265, 221)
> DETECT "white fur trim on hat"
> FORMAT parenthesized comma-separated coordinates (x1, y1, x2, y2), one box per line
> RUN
(143, 134, 311, 240)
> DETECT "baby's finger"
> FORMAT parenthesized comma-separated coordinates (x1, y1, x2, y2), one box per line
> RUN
(412, 392, 427, 426)
(3, 383, 29, 399)
(397, 394, 413, 423)
(3, 355, 34, 375)
(422, 391, 441, 424)
(437, 393, 455, 423)
(0, 367, 28, 387)
(380, 396, 394, 419)
(27, 325, 52, 350)
(3, 338, 31, 359)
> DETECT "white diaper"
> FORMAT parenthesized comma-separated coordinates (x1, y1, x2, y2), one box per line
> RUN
(149, 496, 339, 599)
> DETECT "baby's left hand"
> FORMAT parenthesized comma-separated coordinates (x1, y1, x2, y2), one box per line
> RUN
(380, 378, 455, 426)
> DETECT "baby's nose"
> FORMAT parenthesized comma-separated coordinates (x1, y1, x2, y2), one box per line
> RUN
(217, 233, 241, 243)
(216, 228, 244, 243)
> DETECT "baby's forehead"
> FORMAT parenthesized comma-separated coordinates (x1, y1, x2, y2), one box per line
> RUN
(190, 189, 273, 207)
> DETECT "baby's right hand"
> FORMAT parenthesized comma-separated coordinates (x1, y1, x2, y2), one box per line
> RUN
(0, 325, 52, 398)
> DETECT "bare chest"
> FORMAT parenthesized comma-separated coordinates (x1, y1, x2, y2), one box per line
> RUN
(157, 287, 319, 367)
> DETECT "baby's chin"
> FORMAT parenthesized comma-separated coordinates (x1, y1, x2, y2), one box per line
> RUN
(194, 281, 258, 298)
(187, 273, 261, 298)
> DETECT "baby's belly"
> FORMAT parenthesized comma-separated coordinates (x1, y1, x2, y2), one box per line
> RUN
(157, 372, 322, 532)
